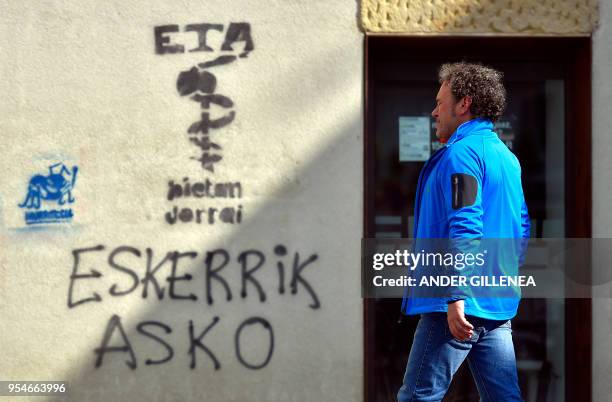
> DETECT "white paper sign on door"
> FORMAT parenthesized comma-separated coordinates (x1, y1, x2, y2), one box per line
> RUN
(399, 116, 430, 162)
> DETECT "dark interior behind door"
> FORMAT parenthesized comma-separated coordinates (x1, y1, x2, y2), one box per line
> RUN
(364, 36, 591, 402)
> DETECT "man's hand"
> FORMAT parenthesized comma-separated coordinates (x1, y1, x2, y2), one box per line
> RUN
(447, 300, 474, 341)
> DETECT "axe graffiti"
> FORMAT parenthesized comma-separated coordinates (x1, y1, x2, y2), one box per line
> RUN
(177, 56, 235, 172)
(155, 22, 254, 173)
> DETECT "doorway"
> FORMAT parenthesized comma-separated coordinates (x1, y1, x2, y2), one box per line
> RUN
(364, 36, 592, 402)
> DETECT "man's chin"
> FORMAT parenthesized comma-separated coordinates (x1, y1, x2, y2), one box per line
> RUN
(436, 131, 450, 143)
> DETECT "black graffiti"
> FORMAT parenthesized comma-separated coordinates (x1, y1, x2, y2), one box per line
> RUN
(238, 250, 266, 302)
(141, 248, 172, 299)
(67, 245, 320, 309)
(189, 316, 221, 370)
(235, 317, 274, 369)
(176, 59, 236, 172)
(137, 321, 174, 365)
(186, 24, 222, 52)
(221, 23, 254, 56)
(68, 245, 104, 308)
(290, 253, 320, 309)
(155, 22, 254, 172)
(154, 23, 254, 57)
(164, 205, 243, 225)
(274, 245, 287, 294)
(205, 249, 233, 304)
(167, 178, 242, 201)
(94, 315, 137, 369)
(168, 251, 198, 301)
(187, 109, 235, 135)
(191, 152, 223, 172)
(108, 246, 140, 296)
(154, 25, 183, 54)
(94, 315, 273, 370)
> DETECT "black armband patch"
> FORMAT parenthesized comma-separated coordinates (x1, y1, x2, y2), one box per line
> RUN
(451, 173, 478, 209)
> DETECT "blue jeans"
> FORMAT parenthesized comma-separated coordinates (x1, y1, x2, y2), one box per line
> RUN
(397, 313, 523, 402)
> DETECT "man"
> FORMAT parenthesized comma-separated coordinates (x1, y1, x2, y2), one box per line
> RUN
(397, 63, 530, 402)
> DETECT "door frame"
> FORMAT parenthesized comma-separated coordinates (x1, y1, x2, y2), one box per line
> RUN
(363, 35, 592, 402)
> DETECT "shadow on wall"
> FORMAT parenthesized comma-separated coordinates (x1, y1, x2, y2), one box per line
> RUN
(49, 44, 363, 402)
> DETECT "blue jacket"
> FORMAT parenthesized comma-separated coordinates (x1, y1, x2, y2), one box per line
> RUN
(401, 118, 530, 320)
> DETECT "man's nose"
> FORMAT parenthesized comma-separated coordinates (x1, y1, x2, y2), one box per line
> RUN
(431, 108, 437, 118)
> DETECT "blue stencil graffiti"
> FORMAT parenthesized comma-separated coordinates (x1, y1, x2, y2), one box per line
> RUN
(19, 163, 78, 225)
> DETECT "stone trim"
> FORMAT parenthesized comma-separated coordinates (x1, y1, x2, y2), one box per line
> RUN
(361, 0, 598, 34)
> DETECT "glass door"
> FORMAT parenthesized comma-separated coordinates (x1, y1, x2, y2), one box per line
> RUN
(364, 36, 592, 402)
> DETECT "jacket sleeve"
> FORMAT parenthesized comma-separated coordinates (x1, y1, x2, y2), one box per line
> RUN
(519, 195, 530, 267)
(439, 146, 484, 302)
(440, 146, 484, 239)
(521, 198, 531, 238)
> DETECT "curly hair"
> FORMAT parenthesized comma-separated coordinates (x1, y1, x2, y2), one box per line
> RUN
(438, 62, 506, 122)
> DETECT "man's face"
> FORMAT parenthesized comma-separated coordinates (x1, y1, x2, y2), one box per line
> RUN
(431, 81, 461, 142)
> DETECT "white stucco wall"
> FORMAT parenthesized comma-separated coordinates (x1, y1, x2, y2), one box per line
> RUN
(592, 0, 612, 400)
(0, 1, 363, 401)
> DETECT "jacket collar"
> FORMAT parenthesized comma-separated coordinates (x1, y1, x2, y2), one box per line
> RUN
(445, 118, 494, 146)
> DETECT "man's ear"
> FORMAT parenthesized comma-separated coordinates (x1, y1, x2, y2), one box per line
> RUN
(456, 95, 472, 116)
